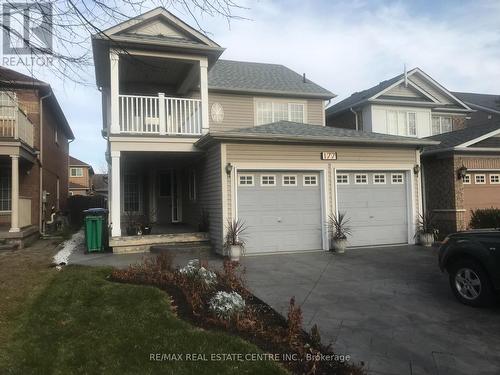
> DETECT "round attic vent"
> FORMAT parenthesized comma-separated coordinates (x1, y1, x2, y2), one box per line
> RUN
(211, 102, 224, 123)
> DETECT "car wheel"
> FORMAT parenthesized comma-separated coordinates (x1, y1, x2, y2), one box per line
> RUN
(448, 259, 495, 307)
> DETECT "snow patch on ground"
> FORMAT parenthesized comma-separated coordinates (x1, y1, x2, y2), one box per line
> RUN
(53, 230, 84, 267)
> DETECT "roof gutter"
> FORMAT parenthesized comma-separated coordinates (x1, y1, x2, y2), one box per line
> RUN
(196, 132, 439, 149)
(350, 107, 359, 131)
(422, 146, 500, 157)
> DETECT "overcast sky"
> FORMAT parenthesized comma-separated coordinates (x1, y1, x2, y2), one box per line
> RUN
(10, 0, 500, 170)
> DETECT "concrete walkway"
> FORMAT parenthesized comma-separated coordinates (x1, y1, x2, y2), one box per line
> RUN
(241, 246, 500, 375)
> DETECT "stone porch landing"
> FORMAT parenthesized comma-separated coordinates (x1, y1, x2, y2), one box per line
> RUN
(109, 232, 210, 254)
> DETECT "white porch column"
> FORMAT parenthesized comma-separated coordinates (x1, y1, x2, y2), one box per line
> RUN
(110, 150, 121, 237)
(9, 155, 20, 233)
(110, 50, 120, 134)
(158, 92, 166, 135)
(199, 57, 209, 134)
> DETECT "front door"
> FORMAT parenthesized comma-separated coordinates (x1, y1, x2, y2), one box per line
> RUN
(157, 171, 181, 224)
(157, 172, 172, 224)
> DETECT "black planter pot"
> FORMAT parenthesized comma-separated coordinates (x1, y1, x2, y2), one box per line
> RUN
(142, 225, 152, 235)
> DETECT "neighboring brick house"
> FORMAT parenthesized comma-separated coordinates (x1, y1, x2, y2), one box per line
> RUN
(69, 156, 94, 196)
(326, 68, 472, 137)
(0, 66, 74, 247)
(422, 123, 500, 235)
(452, 92, 500, 128)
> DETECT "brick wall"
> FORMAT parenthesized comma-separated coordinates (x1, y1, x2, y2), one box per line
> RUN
(69, 166, 91, 191)
(452, 115, 466, 131)
(42, 102, 69, 216)
(422, 154, 460, 235)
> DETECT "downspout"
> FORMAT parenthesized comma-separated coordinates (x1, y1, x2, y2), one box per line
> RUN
(350, 107, 359, 131)
(39, 90, 52, 235)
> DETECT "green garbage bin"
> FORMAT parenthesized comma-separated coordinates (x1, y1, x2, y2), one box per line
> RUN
(83, 208, 108, 252)
(84, 215, 104, 252)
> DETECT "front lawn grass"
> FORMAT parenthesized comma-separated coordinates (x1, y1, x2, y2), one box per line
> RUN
(1, 266, 287, 375)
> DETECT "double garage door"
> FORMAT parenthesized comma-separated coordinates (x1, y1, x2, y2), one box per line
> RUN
(237, 170, 410, 254)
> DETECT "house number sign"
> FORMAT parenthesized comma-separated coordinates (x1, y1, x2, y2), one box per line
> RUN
(321, 152, 337, 160)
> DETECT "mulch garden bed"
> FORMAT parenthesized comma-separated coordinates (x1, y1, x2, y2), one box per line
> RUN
(110, 254, 365, 375)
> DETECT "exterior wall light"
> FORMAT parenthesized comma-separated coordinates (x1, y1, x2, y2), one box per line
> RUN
(413, 164, 420, 176)
(457, 165, 468, 180)
(225, 163, 233, 175)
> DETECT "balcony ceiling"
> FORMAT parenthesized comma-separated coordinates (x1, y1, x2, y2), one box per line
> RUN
(119, 55, 198, 90)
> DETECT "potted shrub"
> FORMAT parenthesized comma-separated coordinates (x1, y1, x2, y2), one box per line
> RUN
(224, 218, 247, 262)
(415, 212, 438, 247)
(328, 212, 351, 254)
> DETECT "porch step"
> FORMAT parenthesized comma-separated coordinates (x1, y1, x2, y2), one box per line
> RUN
(151, 241, 212, 255)
(110, 232, 210, 254)
(0, 242, 18, 251)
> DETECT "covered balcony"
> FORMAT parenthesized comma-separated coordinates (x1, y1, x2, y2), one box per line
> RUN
(104, 51, 209, 137)
(0, 92, 34, 147)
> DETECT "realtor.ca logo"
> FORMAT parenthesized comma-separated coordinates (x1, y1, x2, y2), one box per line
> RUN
(2, 2, 53, 66)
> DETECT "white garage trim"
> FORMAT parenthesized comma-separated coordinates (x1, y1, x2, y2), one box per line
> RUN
(333, 165, 418, 245)
(230, 163, 330, 252)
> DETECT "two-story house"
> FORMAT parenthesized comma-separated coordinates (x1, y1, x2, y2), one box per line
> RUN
(69, 156, 94, 196)
(0, 67, 74, 247)
(95, 8, 436, 254)
(326, 68, 473, 137)
(326, 69, 500, 235)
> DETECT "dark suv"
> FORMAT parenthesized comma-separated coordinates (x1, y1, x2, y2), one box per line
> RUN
(438, 229, 500, 306)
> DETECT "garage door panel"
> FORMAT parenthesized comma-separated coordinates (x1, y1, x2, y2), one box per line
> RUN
(238, 171, 322, 254)
(337, 171, 409, 247)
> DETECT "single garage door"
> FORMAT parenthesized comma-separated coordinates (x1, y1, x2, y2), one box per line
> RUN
(463, 172, 500, 227)
(336, 171, 409, 247)
(237, 171, 323, 254)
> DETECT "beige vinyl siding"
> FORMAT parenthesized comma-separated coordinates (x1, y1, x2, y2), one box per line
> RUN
(385, 83, 421, 98)
(224, 142, 420, 227)
(307, 99, 325, 125)
(192, 91, 325, 131)
(198, 144, 223, 251)
(409, 75, 452, 104)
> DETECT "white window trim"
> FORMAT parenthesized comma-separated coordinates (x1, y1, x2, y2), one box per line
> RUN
(254, 98, 307, 125)
(407, 112, 417, 137)
(354, 174, 368, 185)
(432, 115, 453, 135)
(303, 174, 318, 186)
(489, 174, 500, 184)
(474, 174, 486, 184)
(373, 173, 386, 184)
(336, 174, 349, 185)
(463, 174, 471, 184)
(391, 173, 404, 184)
(238, 174, 254, 187)
(260, 175, 276, 186)
(385, 110, 418, 137)
(282, 175, 297, 186)
(70, 167, 83, 177)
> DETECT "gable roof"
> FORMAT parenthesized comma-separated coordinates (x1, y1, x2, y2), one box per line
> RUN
(208, 60, 335, 99)
(452, 92, 500, 114)
(326, 68, 471, 117)
(69, 156, 93, 172)
(196, 121, 438, 148)
(95, 7, 221, 49)
(422, 122, 500, 155)
(0, 67, 74, 140)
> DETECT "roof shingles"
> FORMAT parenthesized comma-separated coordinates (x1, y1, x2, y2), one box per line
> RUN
(208, 60, 334, 99)
(200, 121, 438, 147)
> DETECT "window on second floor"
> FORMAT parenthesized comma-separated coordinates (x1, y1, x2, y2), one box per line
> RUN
(386, 111, 417, 137)
(256, 100, 305, 125)
(432, 116, 452, 135)
(70, 167, 83, 177)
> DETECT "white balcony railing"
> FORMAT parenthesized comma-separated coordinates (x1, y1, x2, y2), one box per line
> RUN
(0, 92, 35, 147)
(118, 94, 202, 136)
